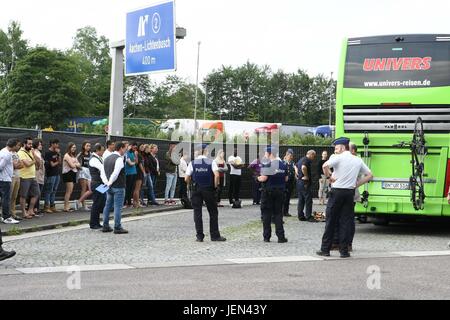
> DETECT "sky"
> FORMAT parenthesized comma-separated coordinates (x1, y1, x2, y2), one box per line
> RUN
(1, 0, 450, 84)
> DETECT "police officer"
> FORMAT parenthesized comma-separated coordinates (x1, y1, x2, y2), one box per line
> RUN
(185, 144, 226, 242)
(0, 230, 15, 262)
(317, 137, 373, 258)
(283, 149, 296, 217)
(258, 147, 288, 243)
(331, 142, 364, 251)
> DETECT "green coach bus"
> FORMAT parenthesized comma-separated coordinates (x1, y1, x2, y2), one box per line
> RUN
(336, 34, 450, 222)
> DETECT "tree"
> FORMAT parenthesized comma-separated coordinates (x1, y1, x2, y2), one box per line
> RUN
(0, 47, 86, 128)
(129, 75, 202, 120)
(68, 26, 111, 116)
(0, 21, 28, 78)
(124, 75, 154, 118)
(204, 63, 336, 126)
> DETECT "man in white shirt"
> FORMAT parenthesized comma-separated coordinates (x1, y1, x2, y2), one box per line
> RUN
(0, 139, 20, 262)
(178, 153, 189, 200)
(102, 142, 128, 234)
(317, 137, 373, 258)
(89, 143, 109, 230)
(228, 148, 245, 206)
(102, 140, 115, 160)
(0, 139, 21, 225)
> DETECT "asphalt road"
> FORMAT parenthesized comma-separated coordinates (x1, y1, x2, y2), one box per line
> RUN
(1, 202, 450, 300)
(1, 256, 449, 300)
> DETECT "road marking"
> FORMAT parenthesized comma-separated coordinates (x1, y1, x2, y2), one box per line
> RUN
(393, 250, 450, 257)
(4, 251, 450, 276)
(226, 256, 323, 264)
(16, 264, 135, 274)
(0, 269, 23, 275)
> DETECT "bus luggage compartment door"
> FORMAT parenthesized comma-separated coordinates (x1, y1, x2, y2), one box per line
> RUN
(361, 147, 448, 216)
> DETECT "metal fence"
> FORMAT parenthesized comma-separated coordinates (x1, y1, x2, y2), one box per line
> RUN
(0, 127, 333, 201)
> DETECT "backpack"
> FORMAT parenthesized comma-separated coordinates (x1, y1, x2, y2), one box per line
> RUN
(232, 200, 242, 209)
(181, 197, 193, 209)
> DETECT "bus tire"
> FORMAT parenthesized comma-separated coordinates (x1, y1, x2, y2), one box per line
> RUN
(357, 215, 368, 224)
(373, 217, 390, 226)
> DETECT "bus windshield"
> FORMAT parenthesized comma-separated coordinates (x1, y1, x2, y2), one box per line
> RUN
(344, 42, 450, 89)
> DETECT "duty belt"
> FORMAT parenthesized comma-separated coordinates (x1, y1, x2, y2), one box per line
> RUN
(265, 187, 285, 191)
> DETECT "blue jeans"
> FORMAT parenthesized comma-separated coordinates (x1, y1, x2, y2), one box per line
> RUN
(151, 175, 157, 195)
(44, 175, 60, 206)
(165, 173, 177, 200)
(102, 187, 125, 230)
(144, 174, 157, 203)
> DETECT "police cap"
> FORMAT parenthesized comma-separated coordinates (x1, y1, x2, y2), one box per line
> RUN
(332, 137, 350, 146)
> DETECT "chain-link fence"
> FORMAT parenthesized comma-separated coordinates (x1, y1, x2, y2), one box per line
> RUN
(0, 127, 333, 200)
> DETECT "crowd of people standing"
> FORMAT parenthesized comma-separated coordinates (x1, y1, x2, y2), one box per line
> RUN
(0, 138, 187, 227)
(0, 135, 342, 227)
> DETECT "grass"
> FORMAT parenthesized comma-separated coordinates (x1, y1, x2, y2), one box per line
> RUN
(67, 221, 82, 227)
(6, 226, 23, 236)
(30, 225, 41, 232)
(130, 208, 143, 217)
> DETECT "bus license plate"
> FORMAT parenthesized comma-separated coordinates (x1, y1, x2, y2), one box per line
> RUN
(382, 182, 410, 190)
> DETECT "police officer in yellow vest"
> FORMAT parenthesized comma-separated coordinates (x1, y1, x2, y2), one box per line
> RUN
(185, 144, 226, 243)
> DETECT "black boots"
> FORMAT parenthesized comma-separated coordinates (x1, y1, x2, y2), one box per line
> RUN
(0, 247, 16, 262)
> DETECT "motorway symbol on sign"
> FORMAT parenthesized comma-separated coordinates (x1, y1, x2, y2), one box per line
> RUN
(126, 0, 176, 76)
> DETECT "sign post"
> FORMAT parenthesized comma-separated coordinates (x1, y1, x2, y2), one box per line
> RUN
(126, 0, 176, 76)
(109, 1, 180, 138)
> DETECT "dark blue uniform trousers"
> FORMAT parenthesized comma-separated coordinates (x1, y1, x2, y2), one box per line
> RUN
(297, 180, 313, 219)
(283, 179, 295, 215)
(191, 188, 221, 240)
(332, 202, 356, 246)
(320, 188, 355, 254)
(90, 186, 106, 228)
(261, 189, 286, 240)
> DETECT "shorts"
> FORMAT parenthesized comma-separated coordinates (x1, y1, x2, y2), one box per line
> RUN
(19, 178, 40, 199)
(77, 167, 91, 181)
(62, 171, 77, 184)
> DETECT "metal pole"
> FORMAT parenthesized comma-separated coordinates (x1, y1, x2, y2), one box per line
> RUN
(108, 41, 125, 139)
(329, 72, 334, 127)
(204, 81, 207, 120)
(194, 41, 201, 138)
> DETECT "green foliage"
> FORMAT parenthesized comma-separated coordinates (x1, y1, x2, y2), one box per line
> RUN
(6, 226, 22, 236)
(67, 26, 111, 116)
(280, 132, 333, 146)
(124, 75, 203, 121)
(84, 122, 171, 140)
(0, 21, 29, 123)
(83, 123, 106, 135)
(0, 22, 336, 134)
(124, 75, 154, 118)
(124, 123, 170, 140)
(1, 47, 86, 128)
(0, 21, 29, 79)
(67, 221, 83, 227)
(205, 62, 336, 126)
